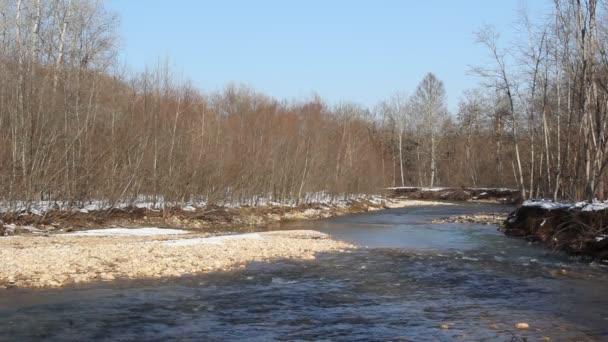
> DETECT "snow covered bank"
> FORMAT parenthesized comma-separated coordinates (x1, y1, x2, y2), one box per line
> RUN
(0, 192, 386, 216)
(387, 187, 521, 204)
(0, 194, 389, 236)
(522, 199, 608, 212)
(503, 200, 608, 260)
(0, 195, 447, 237)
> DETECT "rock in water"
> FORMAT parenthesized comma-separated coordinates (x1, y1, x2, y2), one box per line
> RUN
(515, 322, 530, 329)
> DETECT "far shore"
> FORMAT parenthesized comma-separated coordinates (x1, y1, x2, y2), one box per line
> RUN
(382, 199, 455, 208)
(1, 197, 458, 236)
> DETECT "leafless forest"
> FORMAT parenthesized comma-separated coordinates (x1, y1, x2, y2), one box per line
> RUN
(2, 0, 608, 207)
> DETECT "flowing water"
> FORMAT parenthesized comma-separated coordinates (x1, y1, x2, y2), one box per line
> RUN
(1, 204, 608, 341)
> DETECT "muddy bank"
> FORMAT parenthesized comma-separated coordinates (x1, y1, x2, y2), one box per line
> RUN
(502, 202, 608, 260)
(0, 229, 353, 289)
(387, 187, 521, 204)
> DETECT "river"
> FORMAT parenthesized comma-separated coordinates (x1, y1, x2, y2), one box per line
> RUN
(1, 203, 607, 341)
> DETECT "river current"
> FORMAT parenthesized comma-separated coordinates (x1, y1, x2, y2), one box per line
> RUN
(1, 204, 607, 341)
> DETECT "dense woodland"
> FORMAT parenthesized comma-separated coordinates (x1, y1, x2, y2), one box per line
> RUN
(2, 0, 608, 206)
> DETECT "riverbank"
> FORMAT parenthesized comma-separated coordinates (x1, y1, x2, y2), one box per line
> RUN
(502, 200, 608, 260)
(2, 201, 606, 341)
(386, 187, 521, 204)
(0, 229, 354, 289)
(0, 198, 458, 289)
(0, 197, 451, 236)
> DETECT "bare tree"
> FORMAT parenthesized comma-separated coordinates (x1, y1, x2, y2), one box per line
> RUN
(410, 73, 447, 187)
(473, 26, 527, 198)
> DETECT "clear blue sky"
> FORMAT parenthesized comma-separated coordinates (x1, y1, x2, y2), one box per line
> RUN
(106, 0, 551, 111)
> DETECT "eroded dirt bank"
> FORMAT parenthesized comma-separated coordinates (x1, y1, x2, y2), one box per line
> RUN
(502, 203, 608, 260)
(0, 230, 354, 289)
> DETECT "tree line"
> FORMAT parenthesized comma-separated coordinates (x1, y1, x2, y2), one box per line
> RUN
(468, 0, 608, 200)
(1, 0, 608, 207)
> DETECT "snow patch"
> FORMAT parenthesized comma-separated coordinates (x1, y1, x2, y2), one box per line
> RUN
(385, 186, 448, 192)
(162, 233, 262, 246)
(65, 227, 190, 237)
(2, 223, 16, 235)
(523, 199, 608, 212)
(18, 225, 43, 233)
(182, 205, 196, 212)
(522, 200, 572, 210)
(581, 202, 608, 212)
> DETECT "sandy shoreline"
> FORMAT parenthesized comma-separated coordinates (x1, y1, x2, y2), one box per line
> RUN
(0, 229, 354, 289)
